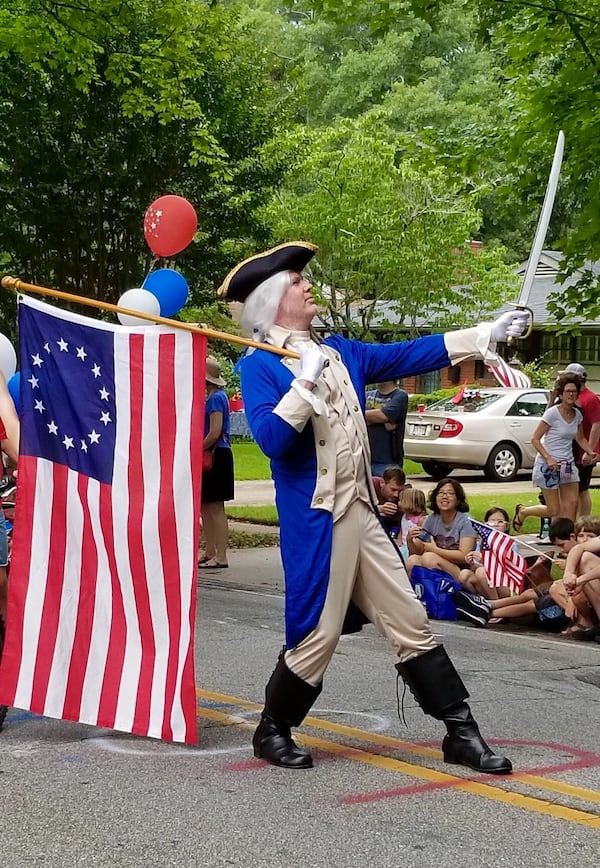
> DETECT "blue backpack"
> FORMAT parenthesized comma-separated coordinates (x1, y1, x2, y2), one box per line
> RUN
(410, 566, 462, 621)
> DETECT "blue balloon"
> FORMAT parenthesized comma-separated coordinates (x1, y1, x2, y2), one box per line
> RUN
(7, 371, 20, 414)
(143, 268, 189, 317)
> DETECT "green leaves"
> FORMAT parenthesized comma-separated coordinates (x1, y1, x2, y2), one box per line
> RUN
(260, 118, 516, 338)
(0, 0, 287, 313)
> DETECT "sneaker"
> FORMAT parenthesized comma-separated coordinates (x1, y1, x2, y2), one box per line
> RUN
(452, 590, 492, 627)
(0, 475, 16, 498)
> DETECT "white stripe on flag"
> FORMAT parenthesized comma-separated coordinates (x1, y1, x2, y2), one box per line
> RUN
(111, 331, 143, 735)
(171, 332, 197, 739)
(43, 469, 85, 719)
(13, 460, 53, 709)
(79, 477, 113, 725)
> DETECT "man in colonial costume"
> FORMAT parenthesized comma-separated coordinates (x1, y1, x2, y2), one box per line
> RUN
(218, 242, 527, 773)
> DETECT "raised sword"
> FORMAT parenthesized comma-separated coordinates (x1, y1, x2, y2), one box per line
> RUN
(508, 129, 565, 341)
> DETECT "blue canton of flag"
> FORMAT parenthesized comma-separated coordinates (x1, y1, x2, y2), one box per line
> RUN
(473, 520, 494, 550)
(19, 302, 116, 485)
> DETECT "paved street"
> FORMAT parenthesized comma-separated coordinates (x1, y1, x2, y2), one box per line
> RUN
(2, 576, 600, 867)
(2, 472, 599, 866)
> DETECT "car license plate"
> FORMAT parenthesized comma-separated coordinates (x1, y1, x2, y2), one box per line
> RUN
(411, 423, 428, 436)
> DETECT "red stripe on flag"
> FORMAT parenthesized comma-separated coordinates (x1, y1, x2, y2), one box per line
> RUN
(61, 473, 97, 720)
(96, 481, 127, 729)
(180, 337, 207, 741)
(157, 332, 180, 742)
(0, 456, 38, 704)
(30, 463, 69, 713)
(127, 334, 156, 737)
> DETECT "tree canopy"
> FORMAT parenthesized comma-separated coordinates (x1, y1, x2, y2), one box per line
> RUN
(0, 0, 598, 343)
(259, 118, 516, 337)
(0, 0, 285, 335)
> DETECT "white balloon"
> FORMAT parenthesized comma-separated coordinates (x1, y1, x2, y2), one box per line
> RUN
(0, 333, 17, 380)
(117, 288, 161, 326)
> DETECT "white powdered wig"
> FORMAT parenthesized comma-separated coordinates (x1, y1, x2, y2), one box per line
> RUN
(241, 271, 290, 340)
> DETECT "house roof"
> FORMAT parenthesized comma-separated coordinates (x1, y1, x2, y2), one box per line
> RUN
(315, 250, 600, 332)
(511, 250, 600, 327)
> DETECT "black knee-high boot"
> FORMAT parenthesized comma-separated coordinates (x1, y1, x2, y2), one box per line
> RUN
(253, 651, 322, 769)
(395, 645, 512, 774)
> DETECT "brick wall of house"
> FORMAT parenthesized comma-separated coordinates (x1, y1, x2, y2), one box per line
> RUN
(402, 359, 498, 395)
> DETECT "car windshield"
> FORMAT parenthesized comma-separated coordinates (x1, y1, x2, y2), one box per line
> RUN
(425, 391, 502, 414)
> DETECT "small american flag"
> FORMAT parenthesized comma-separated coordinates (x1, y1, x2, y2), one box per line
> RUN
(470, 518, 526, 593)
(0, 295, 205, 744)
(486, 355, 531, 389)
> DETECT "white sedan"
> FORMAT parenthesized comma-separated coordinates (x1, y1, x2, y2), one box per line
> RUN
(404, 387, 550, 482)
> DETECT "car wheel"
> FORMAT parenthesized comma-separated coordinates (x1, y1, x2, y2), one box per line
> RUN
(484, 443, 520, 482)
(421, 461, 452, 480)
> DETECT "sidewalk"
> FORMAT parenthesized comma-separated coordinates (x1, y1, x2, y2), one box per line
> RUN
(206, 531, 554, 588)
(198, 546, 284, 593)
(231, 473, 538, 507)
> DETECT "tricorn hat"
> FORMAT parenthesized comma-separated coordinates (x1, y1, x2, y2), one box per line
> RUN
(217, 241, 317, 303)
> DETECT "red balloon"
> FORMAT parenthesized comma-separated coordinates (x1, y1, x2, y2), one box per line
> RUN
(143, 195, 198, 257)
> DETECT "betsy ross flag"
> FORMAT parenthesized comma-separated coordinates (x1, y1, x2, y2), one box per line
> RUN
(0, 296, 205, 744)
(486, 355, 531, 389)
(470, 518, 527, 594)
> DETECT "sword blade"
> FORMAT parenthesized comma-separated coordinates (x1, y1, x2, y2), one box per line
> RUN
(515, 130, 565, 307)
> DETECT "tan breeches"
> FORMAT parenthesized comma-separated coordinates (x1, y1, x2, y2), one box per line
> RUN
(285, 499, 437, 685)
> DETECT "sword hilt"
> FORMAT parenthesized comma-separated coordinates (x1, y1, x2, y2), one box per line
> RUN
(506, 302, 534, 344)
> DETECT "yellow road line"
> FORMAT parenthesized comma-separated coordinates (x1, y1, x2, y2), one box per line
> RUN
(197, 688, 600, 827)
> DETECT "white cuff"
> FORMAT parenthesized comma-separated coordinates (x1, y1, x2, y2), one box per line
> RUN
(444, 323, 497, 365)
(271, 381, 329, 431)
(290, 380, 330, 417)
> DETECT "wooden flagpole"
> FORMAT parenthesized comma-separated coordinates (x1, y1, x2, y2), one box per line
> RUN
(1, 275, 299, 360)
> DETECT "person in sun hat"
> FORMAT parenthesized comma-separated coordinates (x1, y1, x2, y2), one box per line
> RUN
(217, 240, 530, 774)
(558, 363, 600, 517)
(198, 356, 234, 570)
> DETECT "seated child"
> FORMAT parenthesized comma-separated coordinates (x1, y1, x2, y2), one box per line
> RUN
(485, 587, 569, 632)
(397, 488, 427, 561)
(398, 488, 427, 542)
(464, 506, 514, 600)
(551, 515, 600, 638)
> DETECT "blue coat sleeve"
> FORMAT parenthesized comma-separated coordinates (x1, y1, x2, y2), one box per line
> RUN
(329, 333, 450, 388)
(239, 351, 311, 461)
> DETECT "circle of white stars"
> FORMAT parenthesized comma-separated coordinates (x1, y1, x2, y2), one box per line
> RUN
(29, 337, 113, 454)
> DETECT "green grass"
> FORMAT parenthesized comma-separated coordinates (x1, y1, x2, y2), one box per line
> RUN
(229, 528, 279, 548)
(232, 440, 271, 480)
(227, 505, 279, 524)
(230, 440, 600, 531)
(232, 440, 422, 481)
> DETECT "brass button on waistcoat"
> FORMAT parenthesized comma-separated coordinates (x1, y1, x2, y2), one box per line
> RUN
(319, 439, 326, 446)
(320, 468, 328, 475)
(316, 497, 324, 504)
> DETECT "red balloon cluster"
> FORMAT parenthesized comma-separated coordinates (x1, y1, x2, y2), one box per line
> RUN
(143, 195, 197, 257)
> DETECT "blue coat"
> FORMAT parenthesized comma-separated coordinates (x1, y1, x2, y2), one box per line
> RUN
(240, 332, 450, 648)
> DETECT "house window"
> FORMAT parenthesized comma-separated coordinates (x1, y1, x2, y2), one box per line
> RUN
(474, 360, 488, 380)
(574, 334, 600, 364)
(448, 364, 461, 385)
(539, 332, 573, 364)
(419, 370, 441, 394)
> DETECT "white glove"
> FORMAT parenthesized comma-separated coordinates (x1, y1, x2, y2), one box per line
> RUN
(299, 346, 327, 385)
(490, 310, 531, 343)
